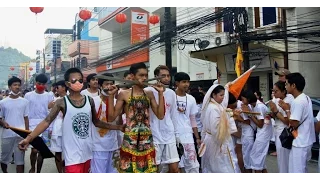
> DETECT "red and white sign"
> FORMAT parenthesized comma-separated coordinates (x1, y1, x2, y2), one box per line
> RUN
(131, 11, 149, 44)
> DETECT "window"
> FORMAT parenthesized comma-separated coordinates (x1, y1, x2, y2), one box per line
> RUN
(253, 7, 279, 28)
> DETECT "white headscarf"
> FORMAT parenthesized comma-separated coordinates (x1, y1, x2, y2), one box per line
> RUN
(201, 84, 230, 152)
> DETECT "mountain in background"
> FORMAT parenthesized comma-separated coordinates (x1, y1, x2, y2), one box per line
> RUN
(0, 46, 31, 88)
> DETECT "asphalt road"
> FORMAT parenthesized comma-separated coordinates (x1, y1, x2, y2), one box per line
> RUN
(0, 127, 318, 173)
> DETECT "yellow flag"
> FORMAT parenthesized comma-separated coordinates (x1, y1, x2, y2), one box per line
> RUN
(235, 45, 243, 77)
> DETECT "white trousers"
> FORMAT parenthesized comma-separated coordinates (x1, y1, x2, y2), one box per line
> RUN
(288, 145, 312, 173)
(91, 151, 118, 173)
(250, 140, 269, 170)
(275, 130, 290, 173)
(178, 143, 199, 173)
(241, 137, 254, 169)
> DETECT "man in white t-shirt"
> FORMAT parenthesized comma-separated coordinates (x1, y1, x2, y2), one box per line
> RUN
(18, 68, 125, 173)
(145, 65, 180, 173)
(50, 80, 67, 173)
(0, 76, 29, 173)
(279, 72, 315, 173)
(173, 72, 200, 173)
(81, 73, 100, 97)
(24, 74, 54, 173)
(91, 73, 119, 173)
(245, 91, 272, 173)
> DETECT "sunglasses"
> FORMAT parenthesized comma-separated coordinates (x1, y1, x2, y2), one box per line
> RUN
(69, 79, 83, 84)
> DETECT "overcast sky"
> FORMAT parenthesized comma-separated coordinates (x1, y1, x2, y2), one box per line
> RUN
(0, 7, 79, 59)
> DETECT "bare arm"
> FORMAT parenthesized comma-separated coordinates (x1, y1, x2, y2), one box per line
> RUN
(24, 116, 29, 131)
(274, 112, 289, 126)
(249, 116, 264, 128)
(108, 92, 125, 122)
(89, 97, 123, 131)
(25, 98, 63, 142)
(148, 91, 165, 120)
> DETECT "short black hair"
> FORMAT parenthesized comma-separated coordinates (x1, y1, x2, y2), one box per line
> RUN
(255, 91, 262, 98)
(8, 76, 21, 86)
(191, 91, 204, 104)
(56, 80, 67, 92)
(154, 65, 170, 76)
(274, 81, 286, 93)
(35, 74, 48, 84)
(242, 90, 257, 104)
(286, 72, 305, 92)
(124, 70, 131, 78)
(64, 68, 83, 82)
(174, 72, 190, 82)
(129, 62, 147, 75)
(86, 73, 97, 83)
(228, 92, 237, 105)
(98, 73, 114, 86)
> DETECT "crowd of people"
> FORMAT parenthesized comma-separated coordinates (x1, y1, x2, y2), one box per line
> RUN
(0, 62, 319, 173)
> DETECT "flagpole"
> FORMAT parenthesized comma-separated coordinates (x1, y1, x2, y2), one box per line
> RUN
(231, 65, 256, 84)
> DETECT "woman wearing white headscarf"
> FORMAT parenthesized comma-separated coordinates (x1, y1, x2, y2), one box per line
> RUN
(200, 83, 239, 173)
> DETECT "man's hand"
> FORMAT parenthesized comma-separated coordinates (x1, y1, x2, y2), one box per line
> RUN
(18, 138, 30, 151)
(279, 100, 290, 111)
(241, 104, 250, 112)
(107, 85, 119, 96)
(196, 138, 201, 148)
(2, 121, 9, 129)
(233, 109, 241, 118)
(152, 82, 165, 93)
(118, 124, 126, 132)
(269, 101, 278, 113)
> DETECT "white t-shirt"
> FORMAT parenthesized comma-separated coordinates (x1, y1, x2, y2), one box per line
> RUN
(24, 91, 53, 127)
(144, 87, 176, 144)
(272, 95, 294, 133)
(290, 93, 316, 147)
(81, 89, 100, 98)
(195, 103, 203, 133)
(0, 97, 29, 138)
(253, 100, 273, 142)
(237, 101, 256, 138)
(92, 96, 118, 152)
(173, 94, 198, 144)
(51, 97, 64, 137)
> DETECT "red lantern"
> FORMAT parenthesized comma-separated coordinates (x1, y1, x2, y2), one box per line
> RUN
(149, 15, 160, 25)
(46, 66, 50, 70)
(10, 67, 14, 71)
(115, 13, 127, 33)
(29, 7, 44, 14)
(79, 9, 92, 21)
(115, 13, 127, 24)
(29, 67, 33, 71)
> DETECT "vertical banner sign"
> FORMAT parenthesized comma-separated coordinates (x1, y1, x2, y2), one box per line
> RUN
(131, 11, 149, 44)
(36, 61, 40, 73)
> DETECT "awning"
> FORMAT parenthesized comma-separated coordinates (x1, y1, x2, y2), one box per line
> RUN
(189, 42, 284, 62)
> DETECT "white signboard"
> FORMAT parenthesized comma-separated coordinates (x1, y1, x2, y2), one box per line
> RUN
(224, 48, 271, 72)
(196, 73, 204, 80)
(131, 11, 148, 25)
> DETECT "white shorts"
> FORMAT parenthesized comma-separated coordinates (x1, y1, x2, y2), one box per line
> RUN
(91, 151, 118, 173)
(50, 136, 62, 152)
(154, 143, 180, 165)
(1, 137, 25, 165)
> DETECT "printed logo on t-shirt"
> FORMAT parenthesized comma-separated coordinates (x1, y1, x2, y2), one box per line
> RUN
(72, 112, 90, 139)
(177, 101, 187, 113)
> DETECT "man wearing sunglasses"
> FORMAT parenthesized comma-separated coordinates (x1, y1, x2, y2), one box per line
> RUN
(19, 68, 125, 173)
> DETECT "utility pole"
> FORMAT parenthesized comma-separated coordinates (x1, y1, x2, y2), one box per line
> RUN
(42, 48, 46, 74)
(281, 9, 289, 69)
(77, 41, 81, 69)
(164, 7, 173, 87)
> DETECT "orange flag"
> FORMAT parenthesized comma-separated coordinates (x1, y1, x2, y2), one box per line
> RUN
(235, 45, 244, 77)
(229, 65, 256, 99)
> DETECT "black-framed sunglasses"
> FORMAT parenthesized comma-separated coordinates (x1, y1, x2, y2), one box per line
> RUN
(69, 79, 83, 84)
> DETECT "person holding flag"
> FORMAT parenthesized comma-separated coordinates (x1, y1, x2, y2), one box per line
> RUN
(200, 66, 256, 173)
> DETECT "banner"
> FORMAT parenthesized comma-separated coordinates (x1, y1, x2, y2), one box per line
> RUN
(131, 11, 149, 44)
